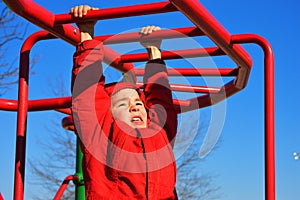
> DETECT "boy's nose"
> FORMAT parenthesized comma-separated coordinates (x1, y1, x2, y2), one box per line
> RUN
(130, 105, 139, 112)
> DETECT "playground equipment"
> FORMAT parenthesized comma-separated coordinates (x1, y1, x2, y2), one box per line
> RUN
(0, 0, 274, 200)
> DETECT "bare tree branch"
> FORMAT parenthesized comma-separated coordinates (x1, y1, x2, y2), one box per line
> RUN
(0, 1, 30, 96)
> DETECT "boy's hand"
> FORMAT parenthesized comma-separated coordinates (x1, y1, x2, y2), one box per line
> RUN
(140, 26, 162, 60)
(140, 26, 162, 49)
(70, 5, 99, 42)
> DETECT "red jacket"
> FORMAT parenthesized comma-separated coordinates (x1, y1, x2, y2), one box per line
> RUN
(71, 40, 178, 200)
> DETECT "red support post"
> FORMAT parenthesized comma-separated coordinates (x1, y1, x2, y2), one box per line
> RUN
(13, 31, 55, 200)
(231, 34, 275, 200)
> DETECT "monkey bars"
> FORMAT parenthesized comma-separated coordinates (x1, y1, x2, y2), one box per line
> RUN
(1, 0, 275, 200)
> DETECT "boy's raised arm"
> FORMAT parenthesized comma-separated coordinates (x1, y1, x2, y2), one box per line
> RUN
(71, 5, 112, 144)
(141, 26, 177, 144)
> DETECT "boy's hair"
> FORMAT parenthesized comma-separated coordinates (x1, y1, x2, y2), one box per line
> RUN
(104, 82, 138, 96)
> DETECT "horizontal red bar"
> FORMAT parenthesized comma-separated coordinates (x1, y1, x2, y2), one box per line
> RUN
(134, 67, 237, 76)
(95, 26, 204, 44)
(55, 2, 177, 24)
(0, 97, 71, 112)
(137, 82, 221, 94)
(120, 47, 225, 63)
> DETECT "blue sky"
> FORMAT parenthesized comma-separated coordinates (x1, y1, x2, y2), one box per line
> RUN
(0, 0, 299, 199)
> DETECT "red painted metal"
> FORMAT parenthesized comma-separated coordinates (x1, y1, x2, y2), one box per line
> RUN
(2, 0, 135, 73)
(55, 108, 72, 115)
(53, 175, 77, 200)
(231, 34, 275, 200)
(2, 1, 274, 200)
(13, 31, 56, 200)
(119, 47, 225, 63)
(55, 2, 177, 24)
(3, 0, 79, 45)
(169, 0, 252, 89)
(136, 82, 221, 94)
(134, 68, 237, 77)
(95, 26, 204, 45)
(0, 97, 71, 112)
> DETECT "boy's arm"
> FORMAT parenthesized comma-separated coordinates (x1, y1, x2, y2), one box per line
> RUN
(71, 5, 104, 94)
(71, 6, 113, 146)
(141, 26, 177, 144)
(143, 59, 177, 145)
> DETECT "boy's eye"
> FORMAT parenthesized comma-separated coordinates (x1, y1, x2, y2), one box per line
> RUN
(118, 103, 126, 107)
(136, 102, 143, 106)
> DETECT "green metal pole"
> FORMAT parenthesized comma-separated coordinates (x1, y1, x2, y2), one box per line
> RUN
(75, 138, 85, 200)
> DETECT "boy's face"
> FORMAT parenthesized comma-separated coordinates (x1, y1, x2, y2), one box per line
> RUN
(111, 88, 147, 128)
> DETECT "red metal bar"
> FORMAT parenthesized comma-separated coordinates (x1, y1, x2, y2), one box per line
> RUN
(120, 47, 225, 63)
(169, 0, 252, 89)
(173, 80, 239, 113)
(13, 31, 55, 200)
(3, 0, 79, 45)
(231, 34, 275, 200)
(55, 108, 72, 115)
(55, 2, 177, 24)
(0, 97, 71, 112)
(95, 26, 204, 45)
(136, 82, 221, 94)
(134, 68, 237, 76)
(3, 0, 135, 72)
(53, 175, 77, 200)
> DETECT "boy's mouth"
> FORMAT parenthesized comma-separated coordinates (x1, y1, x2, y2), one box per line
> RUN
(130, 115, 146, 127)
(131, 116, 142, 122)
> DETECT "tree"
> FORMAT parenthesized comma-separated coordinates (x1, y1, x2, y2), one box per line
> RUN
(28, 76, 76, 200)
(175, 111, 220, 200)
(0, 1, 28, 96)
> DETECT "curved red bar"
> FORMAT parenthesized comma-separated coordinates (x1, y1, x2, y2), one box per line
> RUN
(169, 0, 252, 89)
(231, 34, 275, 200)
(53, 175, 77, 200)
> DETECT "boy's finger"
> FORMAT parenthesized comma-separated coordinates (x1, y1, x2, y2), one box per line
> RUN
(73, 6, 79, 17)
(153, 26, 161, 32)
(140, 27, 146, 35)
(78, 5, 84, 17)
(150, 25, 156, 32)
(145, 26, 152, 34)
(82, 5, 90, 16)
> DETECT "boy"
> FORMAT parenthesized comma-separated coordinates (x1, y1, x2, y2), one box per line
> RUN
(71, 5, 178, 200)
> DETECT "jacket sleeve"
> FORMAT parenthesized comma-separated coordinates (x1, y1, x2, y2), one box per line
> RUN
(71, 40, 113, 151)
(143, 59, 177, 145)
